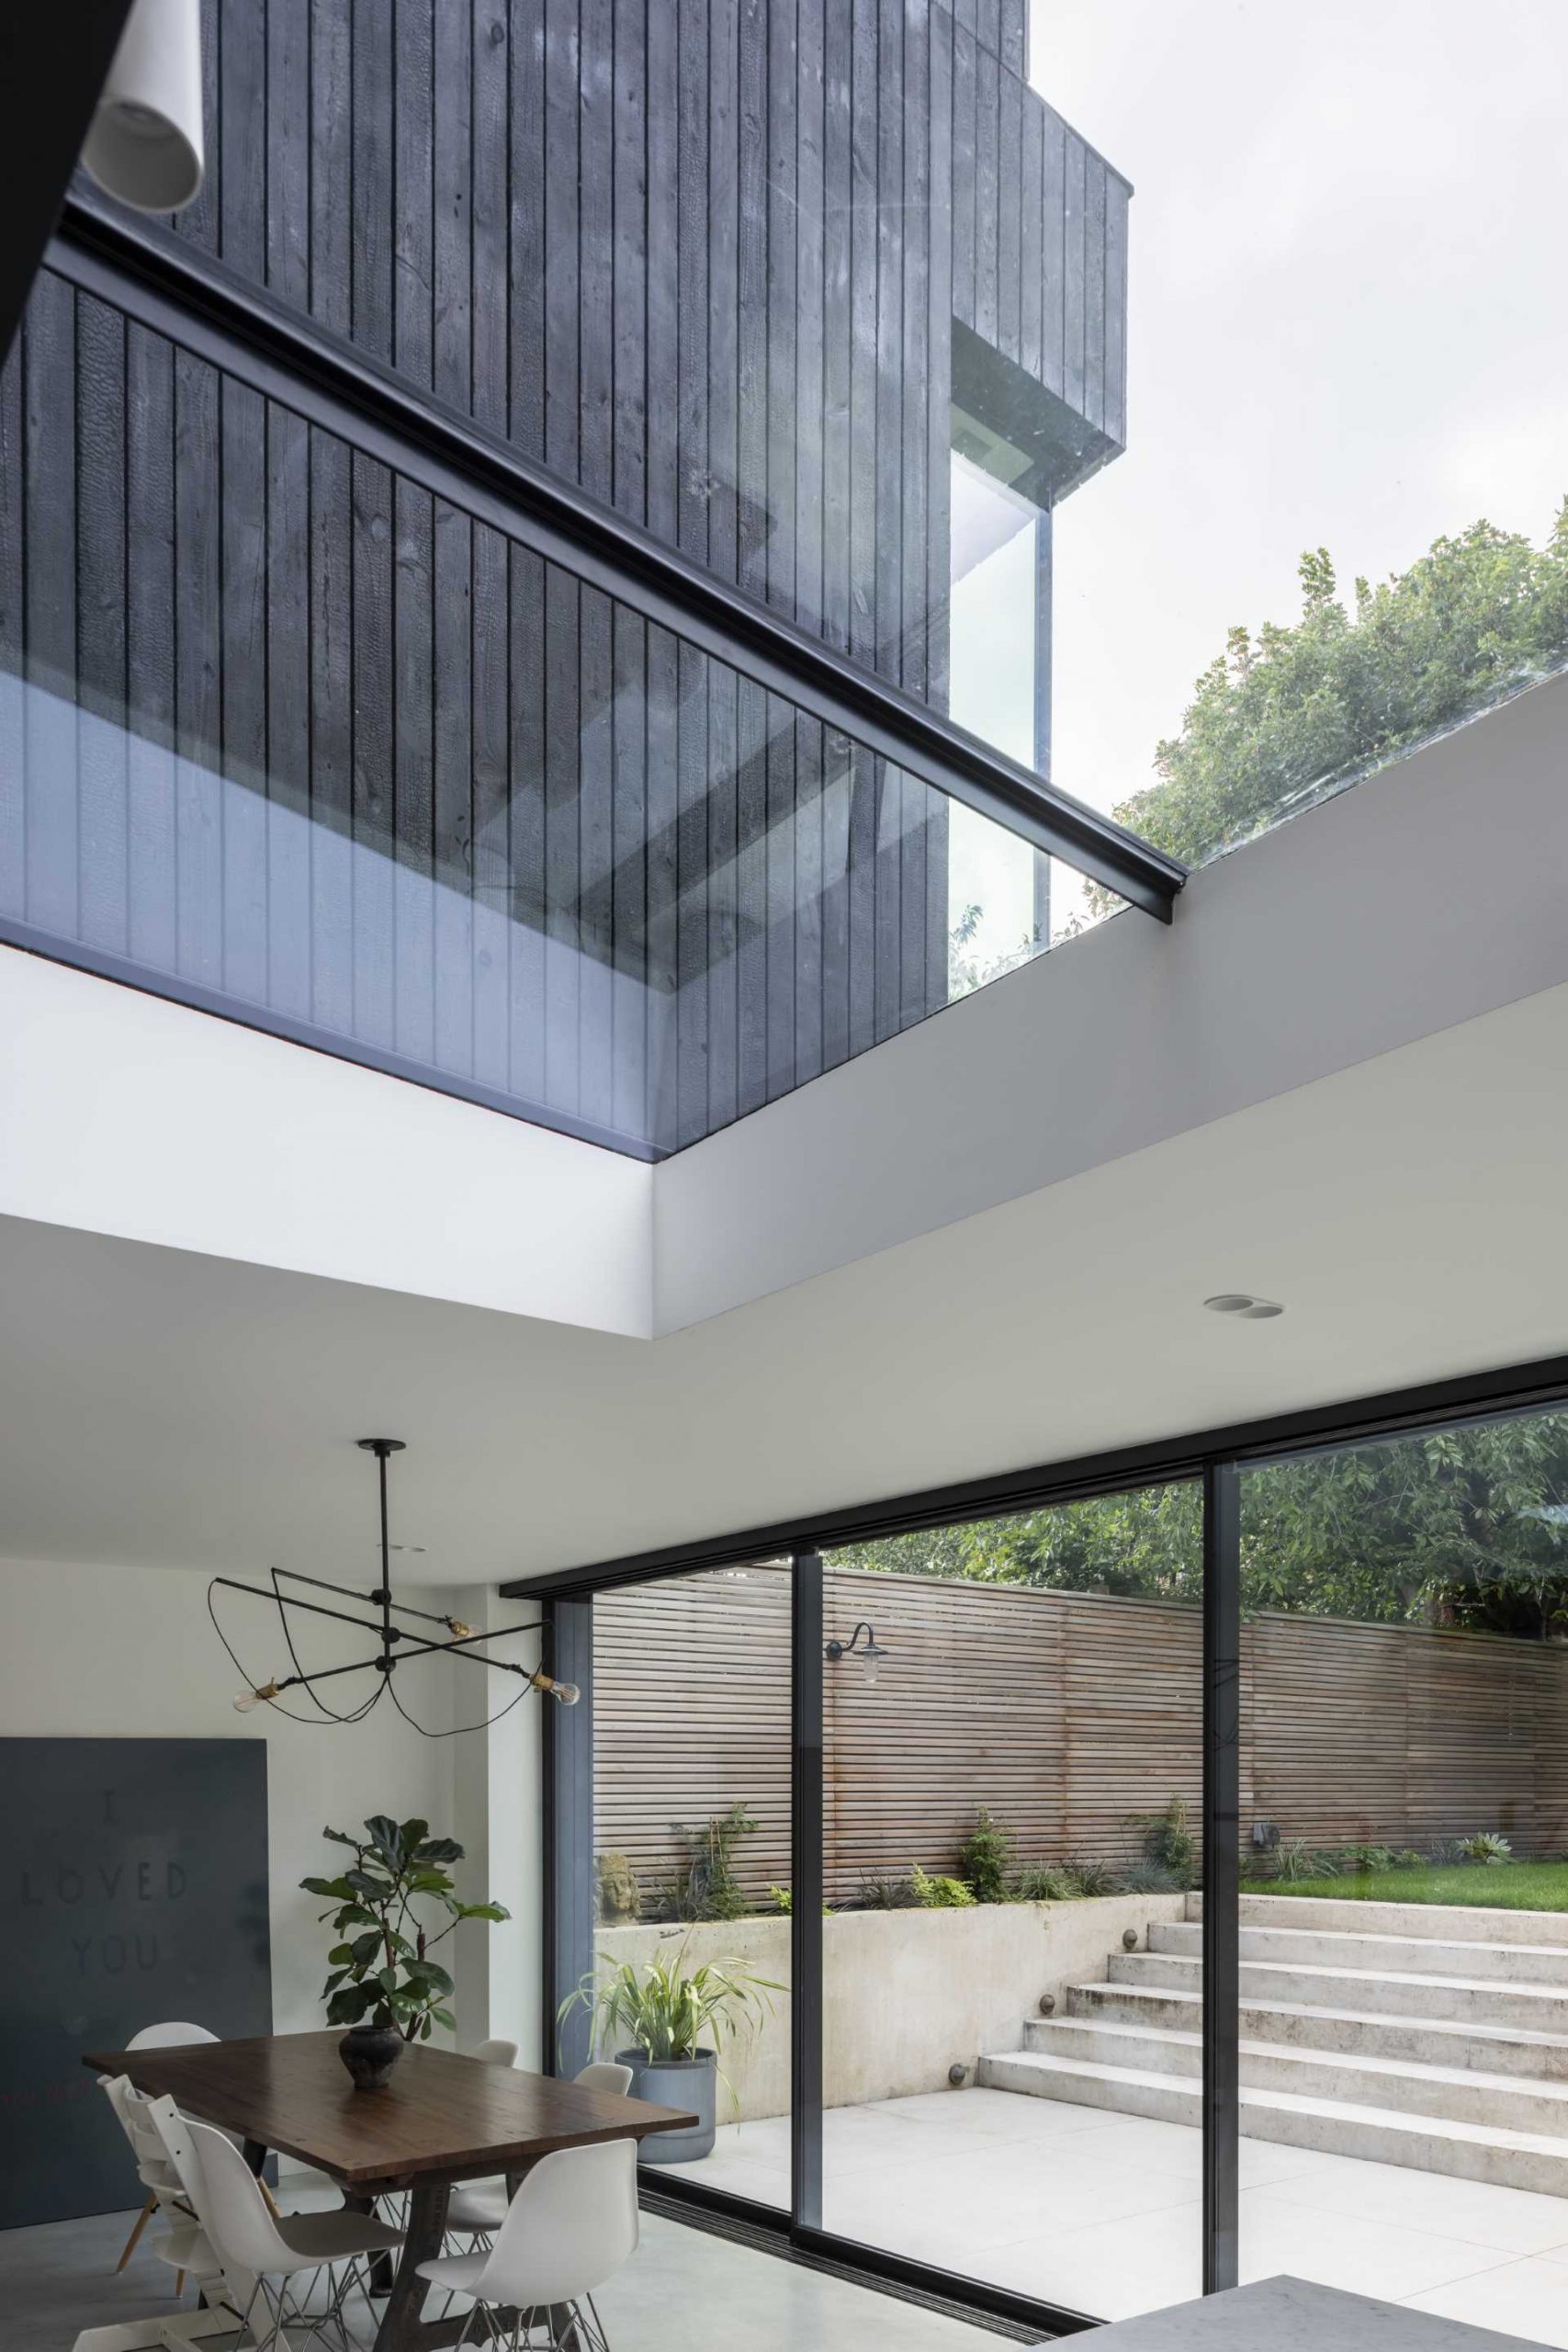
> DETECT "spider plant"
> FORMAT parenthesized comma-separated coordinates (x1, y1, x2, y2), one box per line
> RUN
(559, 1938, 781, 2066)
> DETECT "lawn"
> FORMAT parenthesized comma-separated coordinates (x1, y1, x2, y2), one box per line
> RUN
(1252, 1860, 1568, 1910)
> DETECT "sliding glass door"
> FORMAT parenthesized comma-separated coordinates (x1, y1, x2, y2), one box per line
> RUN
(1235, 1408, 1568, 2346)
(585, 1563, 793, 2212)
(541, 1368, 1568, 2336)
(816, 1485, 1205, 2321)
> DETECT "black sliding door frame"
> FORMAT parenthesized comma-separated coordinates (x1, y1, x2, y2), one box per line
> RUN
(536, 1349, 1568, 2336)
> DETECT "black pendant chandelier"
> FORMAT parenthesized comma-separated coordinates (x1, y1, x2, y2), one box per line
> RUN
(208, 1439, 577, 1736)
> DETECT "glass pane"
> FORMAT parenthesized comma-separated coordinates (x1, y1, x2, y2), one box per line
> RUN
(592, 1565, 792, 2211)
(0, 274, 1122, 1159)
(821, 1487, 1203, 2323)
(1238, 1409, 1568, 2345)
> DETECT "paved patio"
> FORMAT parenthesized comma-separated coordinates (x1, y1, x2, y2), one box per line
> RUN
(691, 2088, 1568, 2343)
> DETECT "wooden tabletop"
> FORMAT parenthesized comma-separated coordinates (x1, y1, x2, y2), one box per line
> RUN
(85, 2032, 697, 2191)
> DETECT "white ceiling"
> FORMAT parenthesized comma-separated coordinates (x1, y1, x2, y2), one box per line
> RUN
(4, 970, 1567, 1588)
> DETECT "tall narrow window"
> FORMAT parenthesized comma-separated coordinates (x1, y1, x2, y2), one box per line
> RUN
(946, 447, 1052, 1001)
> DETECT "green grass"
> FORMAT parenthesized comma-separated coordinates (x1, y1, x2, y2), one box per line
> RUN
(1249, 1860, 1568, 1911)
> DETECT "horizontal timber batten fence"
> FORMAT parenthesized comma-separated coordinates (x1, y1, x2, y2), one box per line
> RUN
(592, 1568, 1568, 1909)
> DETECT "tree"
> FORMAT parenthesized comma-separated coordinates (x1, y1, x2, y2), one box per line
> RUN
(1110, 504, 1568, 876)
(835, 1414, 1568, 1636)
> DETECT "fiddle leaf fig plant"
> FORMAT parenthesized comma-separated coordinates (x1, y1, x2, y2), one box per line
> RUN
(302, 1815, 510, 2042)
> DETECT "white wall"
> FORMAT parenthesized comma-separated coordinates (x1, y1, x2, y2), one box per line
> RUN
(656, 671, 1568, 1330)
(0, 1557, 537, 2053)
(0, 948, 652, 1339)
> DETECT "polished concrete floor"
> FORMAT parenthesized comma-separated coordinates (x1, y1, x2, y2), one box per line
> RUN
(1, 2193, 1016, 2352)
(692, 2091, 1568, 2344)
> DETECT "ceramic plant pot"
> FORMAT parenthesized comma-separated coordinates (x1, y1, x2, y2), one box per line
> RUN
(616, 2048, 717, 2161)
(338, 2022, 404, 2090)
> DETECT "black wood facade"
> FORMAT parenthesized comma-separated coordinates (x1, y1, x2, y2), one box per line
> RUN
(0, 0, 1128, 1154)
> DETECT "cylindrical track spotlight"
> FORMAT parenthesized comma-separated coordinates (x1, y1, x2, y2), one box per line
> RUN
(82, 0, 205, 214)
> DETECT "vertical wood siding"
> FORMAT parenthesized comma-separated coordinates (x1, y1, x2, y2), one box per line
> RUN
(1, 2, 1125, 1152)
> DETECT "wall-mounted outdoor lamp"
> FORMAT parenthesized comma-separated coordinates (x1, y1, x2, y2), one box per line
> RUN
(82, 0, 205, 213)
(824, 1622, 889, 1687)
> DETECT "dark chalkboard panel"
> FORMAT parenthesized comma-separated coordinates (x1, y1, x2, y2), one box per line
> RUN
(0, 1737, 271, 2227)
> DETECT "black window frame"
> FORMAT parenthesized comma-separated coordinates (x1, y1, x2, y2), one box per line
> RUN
(529, 1347, 1568, 2337)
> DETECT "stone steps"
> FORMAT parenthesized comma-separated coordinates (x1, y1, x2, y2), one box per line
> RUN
(1065, 1977, 1568, 2079)
(1151, 1916, 1568, 1985)
(1107, 1947, 1568, 2032)
(1022, 2011, 1568, 2134)
(979, 1893, 1568, 2194)
(976, 2046, 1568, 2197)
(1198, 1891, 1568, 1949)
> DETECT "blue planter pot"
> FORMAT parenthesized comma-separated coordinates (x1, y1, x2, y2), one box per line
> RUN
(616, 2048, 717, 2162)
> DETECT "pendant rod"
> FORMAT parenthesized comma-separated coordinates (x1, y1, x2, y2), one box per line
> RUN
(211, 1574, 398, 1643)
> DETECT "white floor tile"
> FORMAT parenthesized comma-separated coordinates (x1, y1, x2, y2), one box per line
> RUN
(1238, 2187, 1519, 2301)
(1402, 2256, 1568, 2349)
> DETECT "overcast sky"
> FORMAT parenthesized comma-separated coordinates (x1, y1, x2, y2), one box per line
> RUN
(1032, 0, 1568, 816)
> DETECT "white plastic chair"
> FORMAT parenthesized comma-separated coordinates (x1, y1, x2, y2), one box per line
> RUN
(474, 2037, 520, 2068)
(418, 2137, 638, 2352)
(129, 2023, 220, 2052)
(573, 2063, 633, 2098)
(109, 2025, 220, 2275)
(445, 2059, 630, 2242)
(99, 2075, 221, 2305)
(178, 2113, 403, 2352)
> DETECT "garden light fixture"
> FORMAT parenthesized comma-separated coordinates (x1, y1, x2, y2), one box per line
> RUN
(824, 1621, 889, 1686)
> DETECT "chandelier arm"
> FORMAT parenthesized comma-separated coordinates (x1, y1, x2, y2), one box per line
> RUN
(269, 1566, 390, 1724)
(209, 1574, 400, 1645)
(266, 1566, 499, 1637)
(390, 1621, 544, 1666)
(268, 1563, 385, 1609)
(206, 1583, 387, 1725)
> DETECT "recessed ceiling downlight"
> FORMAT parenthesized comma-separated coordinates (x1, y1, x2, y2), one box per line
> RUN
(1204, 1293, 1284, 1320)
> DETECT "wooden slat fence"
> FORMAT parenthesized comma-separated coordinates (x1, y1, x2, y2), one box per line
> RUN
(592, 1568, 1568, 1911)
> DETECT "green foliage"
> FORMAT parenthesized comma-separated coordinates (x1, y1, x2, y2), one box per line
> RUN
(1117, 1860, 1183, 1894)
(1457, 1831, 1514, 1866)
(858, 1872, 923, 1910)
(958, 1809, 1017, 1905)
(1124, 1793, 1196, 1889)
(1010, 1865, 1080, 1903)
(301, 1816, 509, 2043)
(767, 1884, 832, 1917)
(1266, 1858, 1568, 1910)
(558, 1939, 781, 2109)
(834, 1412, 1568, 1641)
(659, 1801, 759, 1923)
(910, 1864, 976, 1908)
(1060, 1858, 1116, 1898)
(1266, 1838, 1338, 1884)
(1332, 1845, 1398, 1876)
(1108, 510, 1568, 876)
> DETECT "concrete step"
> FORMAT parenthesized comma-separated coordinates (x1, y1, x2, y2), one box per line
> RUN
(1066, 1978, 1568, 2079)
(976, 2046, 1568, 2196)
(1108, 1947, 1568, 2032)
(1151, 1917, 1568, 1985)
(1188, 1890, 1568, 1949)
(1023, 2012, 1568, 2134)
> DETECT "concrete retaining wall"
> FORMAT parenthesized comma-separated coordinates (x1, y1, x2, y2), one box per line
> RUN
(596, 1891, 1185, 2121)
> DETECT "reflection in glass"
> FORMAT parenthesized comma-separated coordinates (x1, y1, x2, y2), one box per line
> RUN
(591, 1566, 792, 2211)
(1237, 1410, 1568, 2345)
(818, 1487, 1202, 2322)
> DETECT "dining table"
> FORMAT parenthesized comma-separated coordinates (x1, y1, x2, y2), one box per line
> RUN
(85, 2030, 697, 2352)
